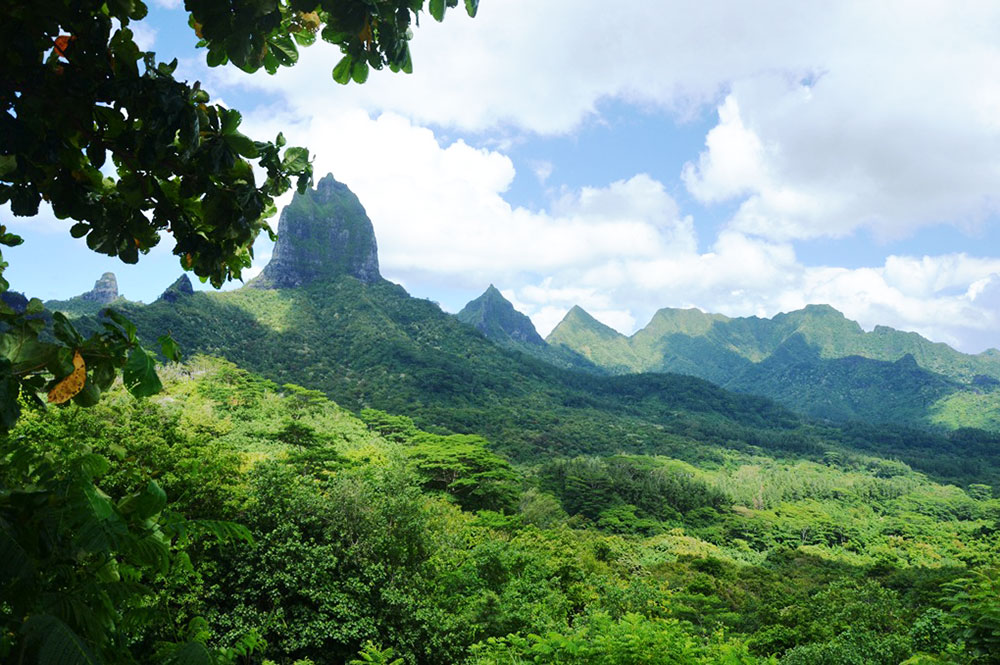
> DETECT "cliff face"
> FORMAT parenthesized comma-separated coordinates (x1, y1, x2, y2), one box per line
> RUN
(250, 174, 380, 288)
(80, 272, 119, 304)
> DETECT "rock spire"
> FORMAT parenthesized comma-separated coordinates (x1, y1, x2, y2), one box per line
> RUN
(250, 174, 380, 288)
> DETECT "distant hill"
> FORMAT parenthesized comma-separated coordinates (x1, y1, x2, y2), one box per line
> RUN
(456, 287, 600, 372)
(548, 303, 1000, 429)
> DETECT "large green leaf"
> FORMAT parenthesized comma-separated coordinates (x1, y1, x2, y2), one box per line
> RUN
(123, 346, 162, 398)
(21, 614, 100, 665)
(332, 54, 353, 84)
(429, 0, 446, 21)
(163, 641, 214, 665)
(281, 146, 311, 172)
(119, 480, 167, 519)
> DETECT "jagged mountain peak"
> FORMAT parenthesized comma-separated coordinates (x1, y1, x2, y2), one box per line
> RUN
(250, 174, 380, 289)
(81, 272, 118, 304)
(457, 285, 545, 347)
(158, 274, 194, 303)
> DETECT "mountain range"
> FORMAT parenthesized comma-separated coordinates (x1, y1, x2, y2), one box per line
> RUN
(542, 301, 1000, 428)
(45, 175, 1000, 480)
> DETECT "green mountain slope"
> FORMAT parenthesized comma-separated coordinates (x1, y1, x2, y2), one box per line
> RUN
(546, 305, 644, 373)
(456, 285, 600, 372)
(50, 175, 1000, 479)
(103, 276, 803, 462)
(457, 285, 546, 346)
(548, 303, 1000, 429)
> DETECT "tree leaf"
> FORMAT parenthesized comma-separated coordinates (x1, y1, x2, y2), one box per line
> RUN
(268, 34, 299, 66)
(332, 55, 353, 84)
(163, 641, 214, 665)
(158, 333, 182, 362)
(48, 350, 86, 404)
(119, 480, 167, 519)
(429, 0, 446, 21)
(0, 365, 21, 431)
(104, 309, 137, 343)
(351, 59, 370, 84)
(21, 614, 100, 665)
(123, 346, 162, 398)
(281, 146, 310, 173)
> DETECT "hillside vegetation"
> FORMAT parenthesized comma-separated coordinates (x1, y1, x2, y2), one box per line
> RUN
(62, 275, 1000, 490)
(547, 303, 1000, 429)
(4, 355, 1000, 664)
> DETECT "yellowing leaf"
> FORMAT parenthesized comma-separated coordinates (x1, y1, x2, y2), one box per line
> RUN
(48, 350, 86, 404)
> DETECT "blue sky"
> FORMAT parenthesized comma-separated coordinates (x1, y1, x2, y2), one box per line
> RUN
(5, 1, 1000, 353)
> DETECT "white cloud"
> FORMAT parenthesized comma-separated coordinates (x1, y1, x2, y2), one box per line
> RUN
(3, 203, 72, 234)
(207, 1, 1000, 353)
(531, 161, 553, 185)
(130, 22, 157, 51)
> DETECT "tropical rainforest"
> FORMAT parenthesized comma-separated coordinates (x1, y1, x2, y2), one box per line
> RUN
(4, 173, 1000, 665)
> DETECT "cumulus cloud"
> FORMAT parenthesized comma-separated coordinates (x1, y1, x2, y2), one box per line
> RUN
(206, 1, 1000, 352)
(211, 0, 1000, 244)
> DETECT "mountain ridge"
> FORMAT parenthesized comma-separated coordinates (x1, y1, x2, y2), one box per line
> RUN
(547, 303, 1000, 428)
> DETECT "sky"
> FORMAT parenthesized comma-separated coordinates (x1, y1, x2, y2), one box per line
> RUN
(6, 0, 1000, 353)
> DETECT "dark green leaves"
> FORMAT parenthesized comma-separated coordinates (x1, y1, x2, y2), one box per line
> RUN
(119, 480, 167, 519)
(158, 333, 182, 362)
(124, 346, 162, 398)
(351, 59, 370, 84)
(333, 54, 353, 84)
(281, 146, 311, 172)
(21, 614, 100, 665)
(429, 0, 446, 21)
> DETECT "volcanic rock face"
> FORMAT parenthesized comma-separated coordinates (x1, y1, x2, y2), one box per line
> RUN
(80, 272, 119, 304)
(250, 174, 380, 288)
(158, 274, 194, 303)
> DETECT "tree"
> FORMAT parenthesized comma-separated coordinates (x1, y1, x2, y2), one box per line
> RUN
(0, 0, 479, 428)
(0, 3, 479, 663)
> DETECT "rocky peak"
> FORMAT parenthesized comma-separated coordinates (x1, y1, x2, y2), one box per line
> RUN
(80, 272, 118, 304)
(457, 285, 545, 346)
(158, 274, 194, 303)
(250, 174, 380, 289)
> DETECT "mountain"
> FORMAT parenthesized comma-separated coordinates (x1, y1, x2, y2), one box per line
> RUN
(157, 274, 194, 303)
(51, 176, 1000, 478)
(250, 173, 380, 288)
(457, 285, 545, 346)
(45, 271, 127, 316)
(456, 287, 598, 372)
(57, 176, 816, 464)
(548, 303, 1000, 429)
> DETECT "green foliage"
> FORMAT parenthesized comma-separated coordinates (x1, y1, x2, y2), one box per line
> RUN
(1, 1, 312, 286)
(549, 303, 1000, 430)
(6, 355, 1000, 665)
(540, 456, 726, 525)
(946, 569, 1000, 662)
(467, 612, 774, 664)
(0, 412, 250, 664)
(110, 275, 819, 469)
(404, 432, 521, 512)
(0, 294, 160, 433)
